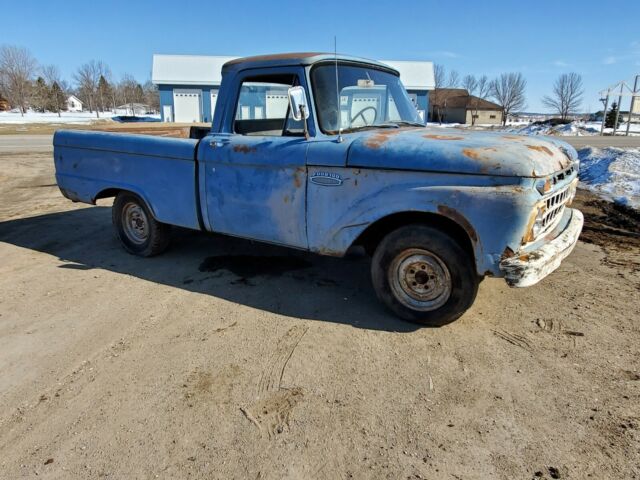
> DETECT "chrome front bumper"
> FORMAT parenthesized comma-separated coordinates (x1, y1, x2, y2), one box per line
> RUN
(500, 208, 584, 288)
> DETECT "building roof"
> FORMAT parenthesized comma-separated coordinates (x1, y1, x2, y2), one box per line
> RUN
(152, 53, 435, 90)
(431, 88, 502, 110)
(67, 95, 83, 104)
(152, 55, 237, 86)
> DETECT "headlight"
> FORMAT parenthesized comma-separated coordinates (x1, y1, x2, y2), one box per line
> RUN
(531, 206, 546, 239)
(567, 178, 578, 205)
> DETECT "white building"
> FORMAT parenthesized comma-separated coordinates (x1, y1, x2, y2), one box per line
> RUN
(66, 95, 83, 112)
(151, 54, 435, 123)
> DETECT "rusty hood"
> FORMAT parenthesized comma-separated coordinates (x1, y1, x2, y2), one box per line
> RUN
(346, 128, 577, 178)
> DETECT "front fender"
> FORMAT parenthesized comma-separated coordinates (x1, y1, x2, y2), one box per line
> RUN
(306, 168, 537, 276)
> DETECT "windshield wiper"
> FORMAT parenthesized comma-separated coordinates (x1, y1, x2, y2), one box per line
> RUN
(338, 124, 399, 134)
(385, 121, 425, 127)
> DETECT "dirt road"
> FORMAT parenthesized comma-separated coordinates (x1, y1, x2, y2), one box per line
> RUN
(0, 145, 639, 479)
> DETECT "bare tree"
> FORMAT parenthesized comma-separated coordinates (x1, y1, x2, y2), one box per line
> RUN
(431, 64, 462, 124)
(541, 72, 583, 120)
(462, 75, 479, 125)
(490, 72, 527, 126)
(74, 60, 110, 118)
(447, 70, 460, 88)
(462, 74, 492, 126)
(41, 65, 66, 117)
(433, 64, 445, 90)
(143, 80, 159, 113)
(476, 75, 490, 99)
(462, 74, 478, 95)
(0, 45, 38, 116)
(116, 74, 147, 115)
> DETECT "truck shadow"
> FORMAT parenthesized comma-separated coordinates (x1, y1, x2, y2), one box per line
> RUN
(0, 206, 421, 332)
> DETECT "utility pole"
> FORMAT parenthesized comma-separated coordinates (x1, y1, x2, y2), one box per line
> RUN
(625, 75, 639, 136)
(613, 82, 624, 136)
(600, 92, 609, 135)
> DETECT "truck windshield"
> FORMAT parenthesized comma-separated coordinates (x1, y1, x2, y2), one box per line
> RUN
(311, 63, 423, 134)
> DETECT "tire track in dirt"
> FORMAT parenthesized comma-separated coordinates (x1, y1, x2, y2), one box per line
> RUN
(242, 325, 308, 439)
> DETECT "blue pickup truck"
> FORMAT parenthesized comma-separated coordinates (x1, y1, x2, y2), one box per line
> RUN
(54, 53, 583, 325)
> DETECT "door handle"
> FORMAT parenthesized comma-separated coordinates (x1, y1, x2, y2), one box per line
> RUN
(209, 139, 230, 148)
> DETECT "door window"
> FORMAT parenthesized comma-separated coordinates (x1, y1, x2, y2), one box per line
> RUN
(233, 74, 305, 136)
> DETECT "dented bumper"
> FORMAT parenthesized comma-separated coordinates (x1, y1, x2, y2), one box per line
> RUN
(500, 208, 584, 288)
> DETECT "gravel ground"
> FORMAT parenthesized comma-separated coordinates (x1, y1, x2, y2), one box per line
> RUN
(0, 146, 638, 480)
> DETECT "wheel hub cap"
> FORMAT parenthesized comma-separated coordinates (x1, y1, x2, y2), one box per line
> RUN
(390, 249, 452, 311)
(122, 202, 149, 244)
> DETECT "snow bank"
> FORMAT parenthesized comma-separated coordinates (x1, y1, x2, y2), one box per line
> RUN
(510, 121, 601, 137)
(508, 121, 639, 137)
(578, 147, 640, 209)
(0, 111, 117, 124)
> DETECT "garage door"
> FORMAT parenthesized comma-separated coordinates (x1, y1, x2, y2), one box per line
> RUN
(173, 89, 202, 123)
(210, 91, 218, 121)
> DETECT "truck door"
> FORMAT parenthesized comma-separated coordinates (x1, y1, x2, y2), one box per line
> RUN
(200, 72, 309, 248)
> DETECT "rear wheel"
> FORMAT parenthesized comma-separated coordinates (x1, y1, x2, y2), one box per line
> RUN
(112, 192, 171, 257)
(371, 225, 479, 325)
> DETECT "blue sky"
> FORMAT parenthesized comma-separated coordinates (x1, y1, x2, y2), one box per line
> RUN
(3, 0, 640, 112)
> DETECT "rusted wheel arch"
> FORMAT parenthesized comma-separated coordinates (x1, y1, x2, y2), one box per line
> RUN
(353, 210, 477, 262)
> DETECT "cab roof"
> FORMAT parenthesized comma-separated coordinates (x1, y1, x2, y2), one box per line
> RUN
(221, 52, 398, 74)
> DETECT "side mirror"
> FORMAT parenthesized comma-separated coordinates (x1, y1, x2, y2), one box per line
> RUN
(288, 86, 310, 121)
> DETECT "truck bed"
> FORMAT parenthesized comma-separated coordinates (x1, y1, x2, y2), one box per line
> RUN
(53, 130, 202, 230)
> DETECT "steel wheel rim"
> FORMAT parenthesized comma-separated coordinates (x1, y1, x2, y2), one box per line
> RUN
(389, 248, 452, 311)
(122, 202, 149, 245)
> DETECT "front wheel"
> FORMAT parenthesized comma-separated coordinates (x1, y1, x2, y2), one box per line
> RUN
(371, 225, 479, 325)
(112, 192, 171, 257)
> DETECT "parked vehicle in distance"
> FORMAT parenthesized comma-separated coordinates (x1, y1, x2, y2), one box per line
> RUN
(54, 53, 584, 325)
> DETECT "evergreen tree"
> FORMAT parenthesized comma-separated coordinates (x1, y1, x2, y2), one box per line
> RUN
(48, 81, 66, 116)
(605, 102, 622, 128)
(31, 76, 50, 112)
(97, 75, 112, 112)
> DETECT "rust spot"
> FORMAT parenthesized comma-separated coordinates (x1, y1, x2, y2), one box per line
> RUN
(461, 147, 497, 162)
(363, 129, 404, 149)
(233, 144, 256, 154)
(526, 145, 553, 156)
(518, 253, 530, 262)
(293, 167, 304, 188)
(501, 246, 515, 259)
(423, 134, 464, 141)
(283, 195, 289, 204)
(437, 205, 478, 243)
(502, 135, 524, 141)
(462, 148, 481, 160)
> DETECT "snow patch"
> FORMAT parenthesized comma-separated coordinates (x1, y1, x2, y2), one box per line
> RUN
(578, 147, 640, 208)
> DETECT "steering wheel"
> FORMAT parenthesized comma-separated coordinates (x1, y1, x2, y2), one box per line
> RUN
(350, 106, 378, 127)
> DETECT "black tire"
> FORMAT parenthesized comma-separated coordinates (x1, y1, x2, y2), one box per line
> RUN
(371, 224, 479, 326)
(112, 191, 171, 257)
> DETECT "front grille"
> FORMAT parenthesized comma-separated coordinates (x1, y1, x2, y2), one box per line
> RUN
(541, 185, 571, 229)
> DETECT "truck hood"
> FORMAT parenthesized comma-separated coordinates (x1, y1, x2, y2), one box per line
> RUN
(346, 127, 577, 178)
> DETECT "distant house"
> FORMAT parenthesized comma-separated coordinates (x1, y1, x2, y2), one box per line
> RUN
(67, 95, 83, 112)
(0, 93, 9, 111)
(429, 88, 503, 125)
